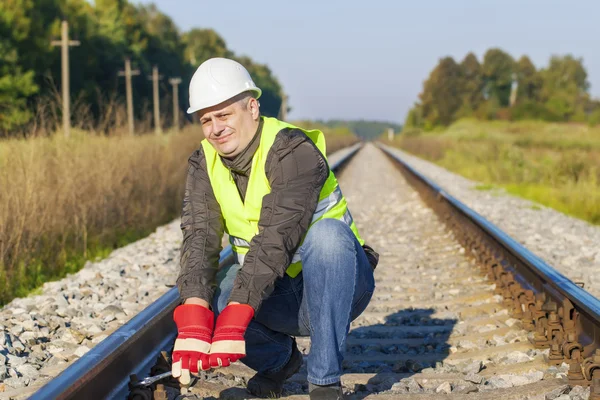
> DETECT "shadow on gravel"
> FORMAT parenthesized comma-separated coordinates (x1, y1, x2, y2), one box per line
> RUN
(347, 308, 457, 399)
(212, 309, 457, 399)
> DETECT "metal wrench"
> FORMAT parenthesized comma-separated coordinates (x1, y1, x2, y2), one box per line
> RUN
(134, 370, 173, 387)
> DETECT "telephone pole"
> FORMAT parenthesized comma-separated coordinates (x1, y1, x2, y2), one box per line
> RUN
(169, 77, 182, 132)
(118, 58, 140, 136)
(148, 66, 163, 135)
(509, 72, 519, 107)
(51, 20, 80, 138)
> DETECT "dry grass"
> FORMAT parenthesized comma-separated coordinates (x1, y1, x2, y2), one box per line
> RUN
(321, 134, 360, 154)
(0, 122, 358, 305)
(0, 127, 200, 304)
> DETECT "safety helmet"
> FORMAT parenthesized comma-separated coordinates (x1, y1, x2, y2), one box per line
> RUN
(187, 57, 262, 114)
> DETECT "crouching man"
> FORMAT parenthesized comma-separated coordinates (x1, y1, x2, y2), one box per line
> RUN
(172, 57, 378, 400)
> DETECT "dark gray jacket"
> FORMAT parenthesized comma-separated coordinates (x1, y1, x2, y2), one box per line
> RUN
(176, 117, 378, 311)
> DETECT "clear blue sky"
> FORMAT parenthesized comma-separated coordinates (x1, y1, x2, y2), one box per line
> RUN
(134, 0, 600, 124)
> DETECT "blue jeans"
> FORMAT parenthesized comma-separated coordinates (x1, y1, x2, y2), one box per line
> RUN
(212, 218, 375, 385)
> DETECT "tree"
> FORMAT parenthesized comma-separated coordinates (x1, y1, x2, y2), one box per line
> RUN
(403, 48, 598, 126)
(539, 55, 590, 121)
(134, 4, 188, 119)
(235, 56, 283, 117)
(0, 57, 38, 133)
(482, 48, 515, 107)
(403, 104, 422, 129)
(182, 29, 232, 67)
(95, 0, 127, 47)
(0, 0, 39, 133)
(515, 55, 542, 102)
(0, 0, 286, 136)
(13, 0, 64, 90)
(457, 52, 484, 116)
(419, 57, 463, 127)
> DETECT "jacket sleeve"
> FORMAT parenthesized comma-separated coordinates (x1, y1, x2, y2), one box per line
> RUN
(228, 128, 329, 310)
(176, 147, 225, 303)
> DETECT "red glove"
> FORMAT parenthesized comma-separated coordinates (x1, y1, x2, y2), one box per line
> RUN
(171, 304, 214, 384)
(208, 304, 254, 368)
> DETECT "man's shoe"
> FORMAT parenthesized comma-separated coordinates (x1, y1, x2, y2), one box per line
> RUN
(309, 382, 345, 400)
(246, 340, 303, 398)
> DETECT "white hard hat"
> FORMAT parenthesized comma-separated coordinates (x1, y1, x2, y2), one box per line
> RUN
(187, 57, 262, 114)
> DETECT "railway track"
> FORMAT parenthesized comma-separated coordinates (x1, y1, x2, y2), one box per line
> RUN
(27, 142, 600, 400)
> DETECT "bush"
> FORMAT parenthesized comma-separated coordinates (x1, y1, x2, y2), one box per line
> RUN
(588, 109, 600, 127)
(511, 101, 557, 121)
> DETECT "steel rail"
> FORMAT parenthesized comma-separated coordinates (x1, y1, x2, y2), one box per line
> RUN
(378, 143, 600, 323)
(30, 142, 363, 400)
(377, 142, 600, 395)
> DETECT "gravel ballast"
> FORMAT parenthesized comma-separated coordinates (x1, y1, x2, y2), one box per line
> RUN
(381, 143, 600, 300)
(0, 142, 598, 398)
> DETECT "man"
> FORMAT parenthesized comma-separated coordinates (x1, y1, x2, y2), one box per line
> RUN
(172, 57, 378, 400)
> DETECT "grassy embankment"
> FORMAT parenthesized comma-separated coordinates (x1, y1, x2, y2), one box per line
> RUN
(385, 119, 600, 225)
(0, 122, 358, 305)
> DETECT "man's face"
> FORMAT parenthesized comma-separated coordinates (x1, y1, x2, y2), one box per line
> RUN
(198, 96, 259, 158)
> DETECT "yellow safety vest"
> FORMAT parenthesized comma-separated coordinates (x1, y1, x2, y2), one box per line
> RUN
(202, 116, 364, 277)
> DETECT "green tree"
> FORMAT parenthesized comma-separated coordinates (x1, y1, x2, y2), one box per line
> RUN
(0, 0, 39, 133)
(515, 55, 542, 102)
(235, 56, 283, 117)
(419, 57, 463, 127)
(0, 0, 286, 135)
(182, 29, 232, 67)
(507, 55, 547, 120)
(482, 48, 515, 107)
(132, 4, 188, 120)
(588, 100, 600, 126)
(457, 52, 484, 117)
(403, 104, 422, 129)
(95, 0, 127, 47)
(13, 0, 63, 90)
(0, 56, 39, 133)
(539, 55, 589, 121)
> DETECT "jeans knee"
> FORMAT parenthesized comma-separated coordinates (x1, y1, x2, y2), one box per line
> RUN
(304, 218, 351, 249)
(301, 218, 355, 269)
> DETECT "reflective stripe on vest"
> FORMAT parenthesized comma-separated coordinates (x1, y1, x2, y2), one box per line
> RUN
(202, 116, 364, 278)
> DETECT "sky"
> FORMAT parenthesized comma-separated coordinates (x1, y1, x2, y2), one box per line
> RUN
(134, 0, 600, 124)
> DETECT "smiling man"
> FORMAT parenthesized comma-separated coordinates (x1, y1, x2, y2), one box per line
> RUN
(172, 57, 378, 400)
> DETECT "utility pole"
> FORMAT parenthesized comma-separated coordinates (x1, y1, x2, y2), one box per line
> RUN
(169, 77, 182, 132)
(118, 58, 140, 135)
(148, 66, 163, 135)
(51, 20, 80, 138)
(509, 72, 519, 107)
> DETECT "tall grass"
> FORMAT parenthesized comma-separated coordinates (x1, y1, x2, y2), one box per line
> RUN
(0, 128, 200, 304)
(386, 119, 600, 225)
(0, 122, 358, 305)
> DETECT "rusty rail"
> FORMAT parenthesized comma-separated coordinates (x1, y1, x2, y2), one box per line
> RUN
(378, 142, 600, 398)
